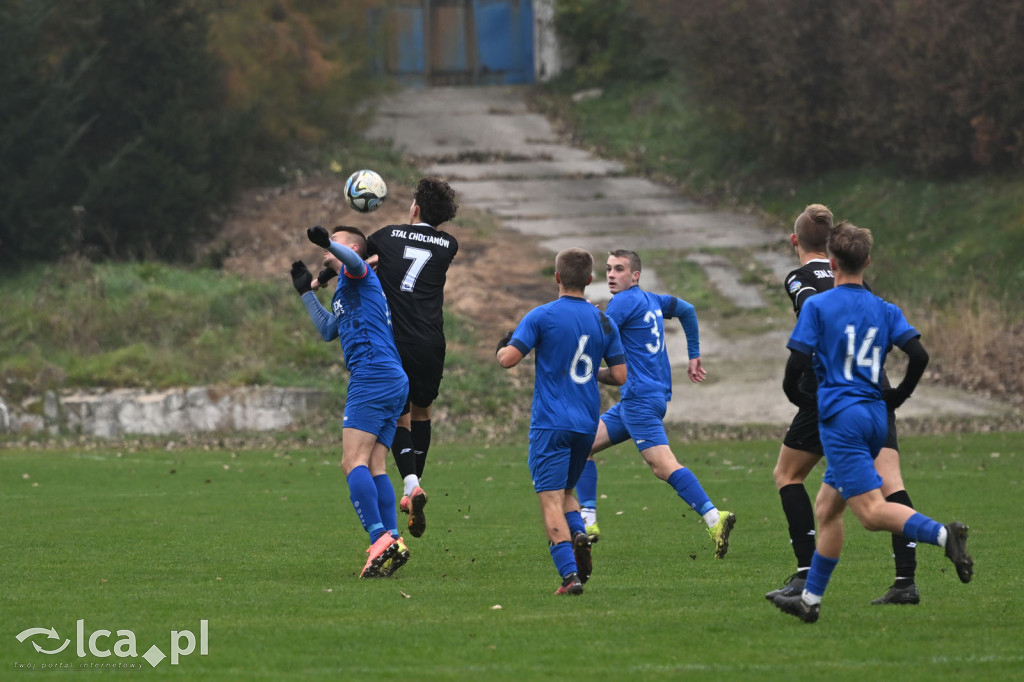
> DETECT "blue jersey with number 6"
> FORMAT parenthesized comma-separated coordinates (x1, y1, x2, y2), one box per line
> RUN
(787, 284, 918, 420)
(508, 296, 625, 434)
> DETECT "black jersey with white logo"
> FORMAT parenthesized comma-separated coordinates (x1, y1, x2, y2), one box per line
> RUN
(784, 258, 834, 397)
(366, 223, 459, 346)
(784, 258, 834, 317)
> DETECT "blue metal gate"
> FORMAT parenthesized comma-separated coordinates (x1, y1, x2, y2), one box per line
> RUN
(378, 0, 534, 86)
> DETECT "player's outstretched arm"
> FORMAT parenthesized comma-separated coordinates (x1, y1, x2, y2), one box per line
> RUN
(666, 297, 702, 360)
(290, 260, 339, 341)
(307, 226, 366, 277)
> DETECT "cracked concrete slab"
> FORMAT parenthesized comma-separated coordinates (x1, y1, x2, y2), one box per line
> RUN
(366, 85, 1011, 425)
(452, 176, 681, 202)
(686, 253, 766, 309)
(425, 158, 627, 180)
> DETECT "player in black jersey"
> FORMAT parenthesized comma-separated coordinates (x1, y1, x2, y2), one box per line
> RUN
(767, 204, 922, 605)
(365, 177, 459, 538)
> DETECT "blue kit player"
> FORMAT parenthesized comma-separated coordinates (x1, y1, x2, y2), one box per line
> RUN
(576, 250, 735, 559)
(291, 225, 410, 579)
(771, 221, 974, 623)
(767, 204, 922, 606)
(496, 248, 627, 595)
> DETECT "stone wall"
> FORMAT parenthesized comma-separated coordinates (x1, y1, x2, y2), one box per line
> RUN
(1, 387, 326, 438)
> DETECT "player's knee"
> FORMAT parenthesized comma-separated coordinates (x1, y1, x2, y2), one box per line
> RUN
(849, 505, 885, 531)
(857, 516, 885, 532)
(773, 463, 805, 489)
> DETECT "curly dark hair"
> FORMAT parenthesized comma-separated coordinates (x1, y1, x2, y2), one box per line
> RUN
(414, 177, 458, 227)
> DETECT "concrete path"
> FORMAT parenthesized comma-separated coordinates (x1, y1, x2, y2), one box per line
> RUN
(368, 86, 1010, 426)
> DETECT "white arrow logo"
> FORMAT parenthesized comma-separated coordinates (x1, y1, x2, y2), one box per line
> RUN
(16, 627, 71, 655)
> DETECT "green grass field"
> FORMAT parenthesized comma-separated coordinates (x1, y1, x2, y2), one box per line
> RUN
(2, 431, 1022, 680)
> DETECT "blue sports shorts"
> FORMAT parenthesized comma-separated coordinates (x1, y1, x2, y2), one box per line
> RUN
(528, 428, 594, 493)
(785, 405, 899, 456)
(343, 367, 409, 448)
(600, 396, 669, 452)
(820, 400, 887, 499)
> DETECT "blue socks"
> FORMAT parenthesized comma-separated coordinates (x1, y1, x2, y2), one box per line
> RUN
(346, 465, 385, 542)
(667, 467, 713, 514)
(373, 473, 399, 538)
(902, 512, 943, 545)
(565, 510, 586, 537)
(550, 541, 577, 578)
(805, 551, 840, 597)
(577, 459, 598, 509)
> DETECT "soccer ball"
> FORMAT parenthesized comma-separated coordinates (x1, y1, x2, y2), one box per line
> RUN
(344, 169, 387, 213)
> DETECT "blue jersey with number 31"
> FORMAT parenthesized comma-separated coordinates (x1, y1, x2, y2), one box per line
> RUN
(787, 284, 919, 420)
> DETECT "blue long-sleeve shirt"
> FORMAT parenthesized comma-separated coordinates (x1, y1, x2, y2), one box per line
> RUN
(605, 286, 700, 402)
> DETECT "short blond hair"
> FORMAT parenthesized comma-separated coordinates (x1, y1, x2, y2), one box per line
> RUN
(794, 204, 834, 253)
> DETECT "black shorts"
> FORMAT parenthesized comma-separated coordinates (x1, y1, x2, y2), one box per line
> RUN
(396, 341, 445, 410)
(783, 406, 899, 457)
(783, 408, 825, 456)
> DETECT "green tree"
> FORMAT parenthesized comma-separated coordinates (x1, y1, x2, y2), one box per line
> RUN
(0, 0, 251, 263)
(58, 0, 250, 260)
(0, 0, 92, 263)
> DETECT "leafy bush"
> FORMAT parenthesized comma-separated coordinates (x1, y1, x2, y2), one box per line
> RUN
(0, 1, 387, 266)
(553, 0, 666, 85)
(633, 0, 1024, 176)
(207, 0, 384, 147)
(0, 1, 246, 262)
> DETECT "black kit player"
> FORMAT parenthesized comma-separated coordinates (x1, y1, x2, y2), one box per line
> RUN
(365, 177, 459, 539)
(767, 204, 922, 605)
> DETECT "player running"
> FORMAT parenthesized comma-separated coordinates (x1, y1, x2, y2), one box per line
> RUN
(497, 248, 626, 595)
(768, 205, 922, 605)
(576, 250, 735, 560)
(770, 221, 973, 623)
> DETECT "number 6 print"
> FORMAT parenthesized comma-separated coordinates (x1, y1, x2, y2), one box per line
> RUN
(570, 335, 594, 384)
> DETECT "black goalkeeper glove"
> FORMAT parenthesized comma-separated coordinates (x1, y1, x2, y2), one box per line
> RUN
(317, 267, 337, 287)
(290, 260, 313, 294)
(495, 329, 514, 355)
(307, 225, 331, 249)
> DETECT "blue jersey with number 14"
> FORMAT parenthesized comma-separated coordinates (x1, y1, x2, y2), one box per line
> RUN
(787, 284, 918, 420)
(509, 296, 625, 434)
